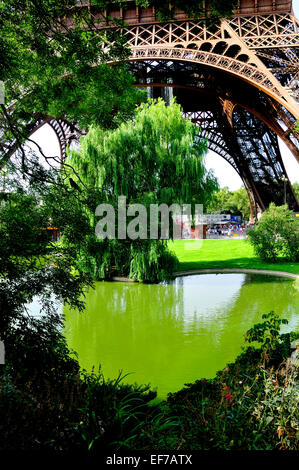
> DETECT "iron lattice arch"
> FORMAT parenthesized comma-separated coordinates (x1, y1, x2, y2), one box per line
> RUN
(20, 0, 299, 214)
(130, 58, 298, 212)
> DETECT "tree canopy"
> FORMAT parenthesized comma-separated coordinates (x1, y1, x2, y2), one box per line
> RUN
(206, 186, 251, 221)
(292, 182, 299, 201)
(0, 0, 146, 174)
(69, 98, 217, 206)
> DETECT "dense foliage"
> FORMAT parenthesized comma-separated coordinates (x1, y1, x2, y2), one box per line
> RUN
(293, 182, 299, 201)
(67, 98, 218, 281)
(206, 185, 252, 221)
(161, 312, 299, 451)
(0, 0, 145, 174)
(248, 203, 299, 262)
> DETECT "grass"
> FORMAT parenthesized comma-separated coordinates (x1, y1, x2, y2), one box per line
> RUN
(169, 239, 299, 275)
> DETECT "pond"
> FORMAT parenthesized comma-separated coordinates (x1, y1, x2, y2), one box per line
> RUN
(63, 273, 299, 399)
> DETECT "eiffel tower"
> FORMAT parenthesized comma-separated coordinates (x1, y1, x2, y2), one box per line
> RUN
(28, 1, 299, 216)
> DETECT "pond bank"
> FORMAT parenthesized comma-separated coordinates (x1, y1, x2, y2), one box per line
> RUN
(174, 268, 298, 280)
(111, 268, 298, 283)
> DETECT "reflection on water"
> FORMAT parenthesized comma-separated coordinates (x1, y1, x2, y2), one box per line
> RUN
(64, 274, 298, 398)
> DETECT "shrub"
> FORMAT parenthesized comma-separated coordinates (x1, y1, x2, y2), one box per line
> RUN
(248, 203, 299, 262)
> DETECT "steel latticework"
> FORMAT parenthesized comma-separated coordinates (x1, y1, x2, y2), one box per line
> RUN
(21, 0, 299, 214)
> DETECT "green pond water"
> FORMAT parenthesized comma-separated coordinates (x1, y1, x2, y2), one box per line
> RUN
(64, 273, 299, 399)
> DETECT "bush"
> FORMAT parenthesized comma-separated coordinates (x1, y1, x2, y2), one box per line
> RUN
(248, 203, 299, 262)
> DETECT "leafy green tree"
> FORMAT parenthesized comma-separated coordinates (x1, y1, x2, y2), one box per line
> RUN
(67, 98, 217, 281)
(206, 186, 231, 214)
(248, 203, 299, 262)
(206, 186, 251, 221)
(0, 0, 145, 173)
(292, 182, 299, 201)
(0, 187, 93, 334)
(69, 98, 215, 205)
(229, 187, 251, 221)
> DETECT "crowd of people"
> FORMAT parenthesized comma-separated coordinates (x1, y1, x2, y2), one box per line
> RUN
(206, 223, 251, 239)
(175, 221, 253, 239)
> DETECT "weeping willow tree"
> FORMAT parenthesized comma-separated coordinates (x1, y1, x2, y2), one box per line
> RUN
(67, 98, 218, 281)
